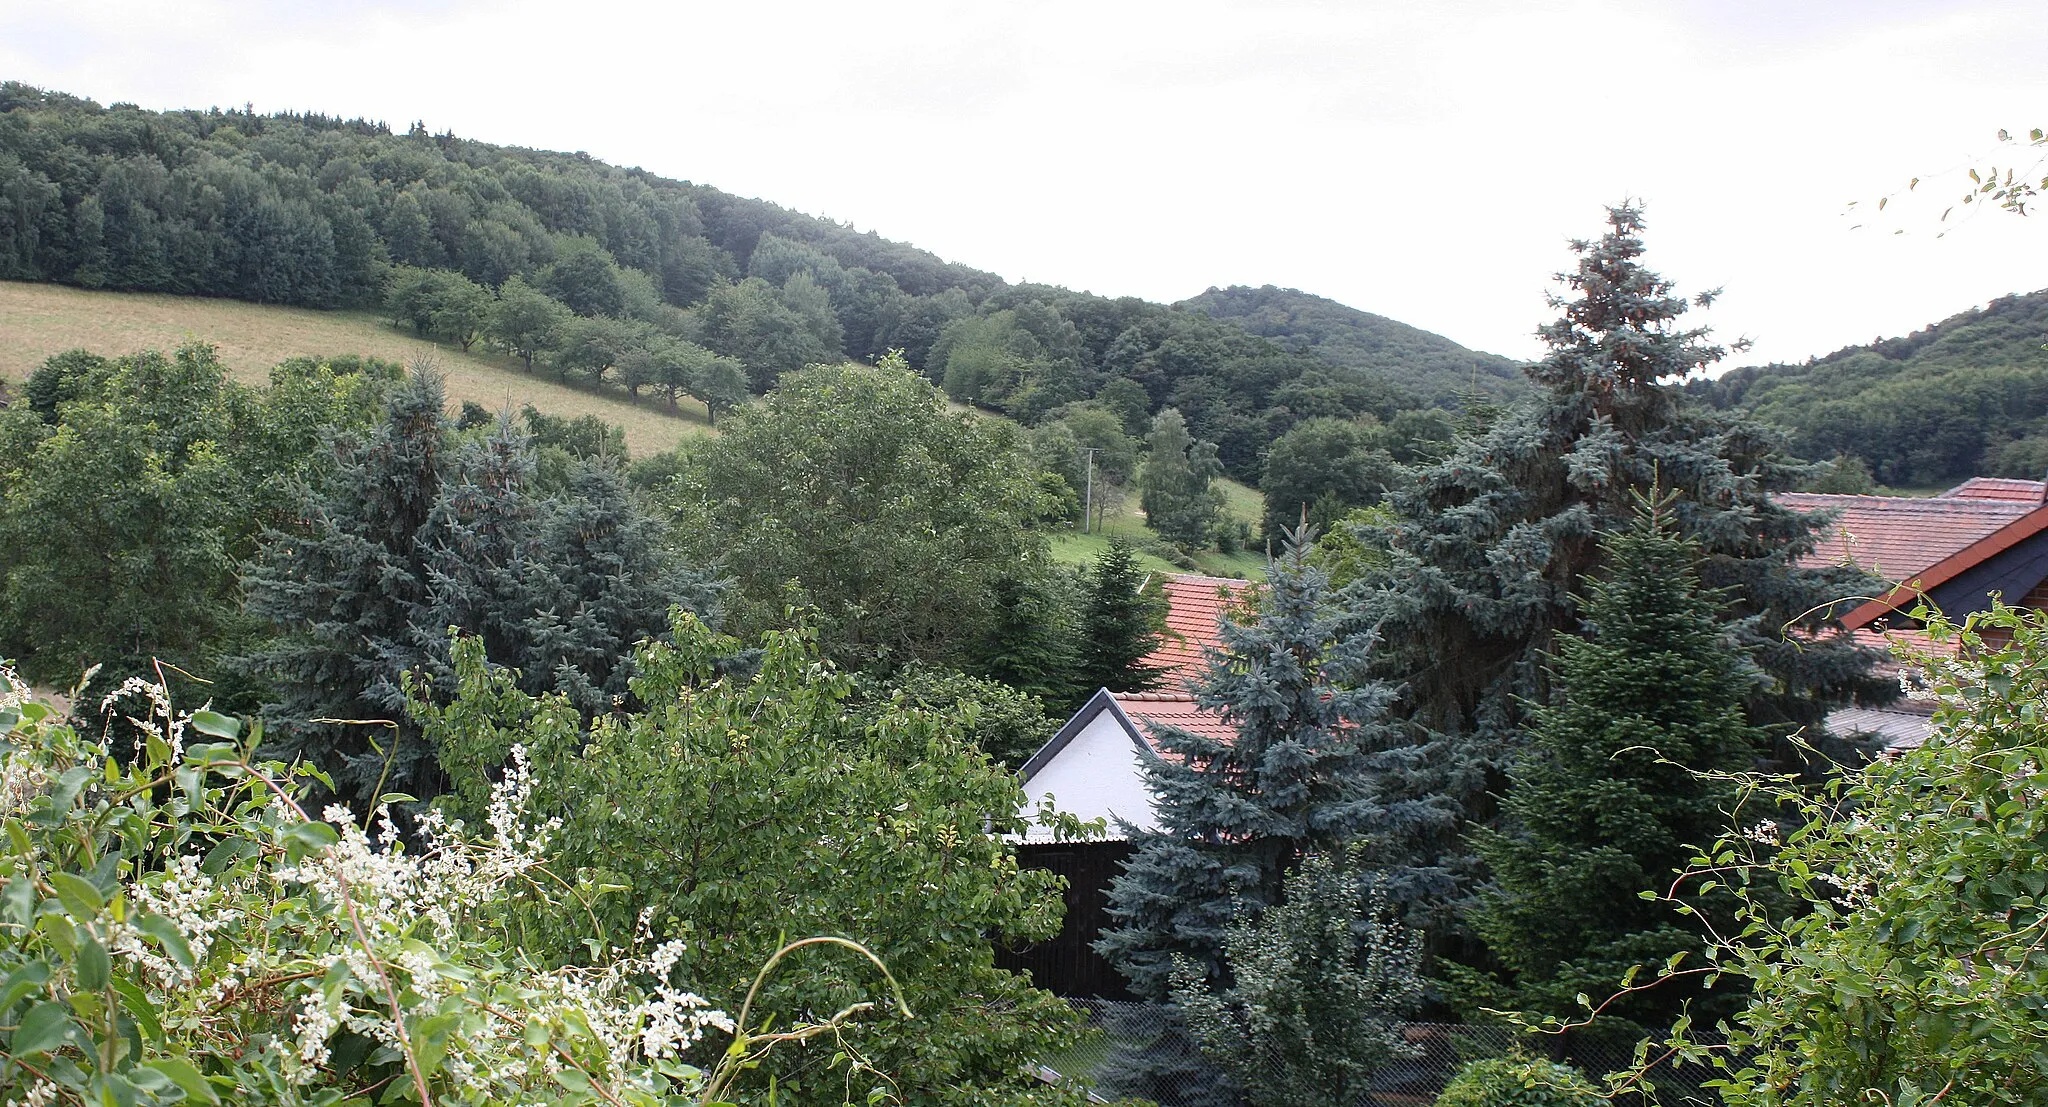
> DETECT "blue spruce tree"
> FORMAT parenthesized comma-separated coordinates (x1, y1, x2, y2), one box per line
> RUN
(1357, 205, 1885, 818)
(248, 376, 714, 804)
(1094, 528, 1454, 1105)
(247, 371, 451, 802)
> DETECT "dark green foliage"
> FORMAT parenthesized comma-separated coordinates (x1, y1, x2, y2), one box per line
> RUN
(515, 459, 719, 715)
(536, 236, 626, 317)
(485, 275, 572, 370)
(419, 616, 1083, 1106)
(696, 276, 838, 392)
(1171, 847, 1425, 1107)
(244, 372, 452, 802)
(857, 663, 1058, 768)
(1798, 453, 1878, 494)
(1181, 283, 1526, 406)
(1095, 533, 1455, 1103)
(245, 375, 710, 803)
(1435, 1056, 1605, 1107)
(0, 347, 242, 694)
(0, 344, 390, 701)
(0, 82, 1481, 475)
(383, 266, 491, 350)
(1072, 537, 1167, 694)
(1140, 408, 1225, 548)
(1449, 496, 1762, 1029)
(1257, 416, 1397, 545)
(669, 358, 1054, 672)
(1691, 289, 2048, 487)
(1358, 206, 1885, 800)
(975, 569, 1083, 706)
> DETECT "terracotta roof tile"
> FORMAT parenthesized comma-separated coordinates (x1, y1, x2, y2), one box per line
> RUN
(1140, 574, 1258, 688)
(1779, 492, 2037, 581)
(1113, 691, 1236, 750)
(1940, 477, 2046, 502)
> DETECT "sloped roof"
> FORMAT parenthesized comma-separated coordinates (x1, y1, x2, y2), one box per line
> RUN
(1779, 492, 2039, 582)
(1142, 574, 1257, 687)
(1827, 706, 1935, 752)
(1018, 690, 1235, 785)
(1114, 691, 1236, 747)
(1941, 477, 2046, 502)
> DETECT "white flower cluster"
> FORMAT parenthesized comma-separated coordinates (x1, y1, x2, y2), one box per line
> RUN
(109, 854, 224, 986)
(0, 667, 50, 817)
(99, 675, 188, 758)
(0, 666, 741, 1101)
(233, 743, 727, 1094)
(0, 665, 23, 712)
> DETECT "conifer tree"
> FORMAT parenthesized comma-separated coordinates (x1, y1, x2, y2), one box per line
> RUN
(1449, 492, 1763, 1030)
(1358, 205, 1883, 804)
(1094, 529, 1455, 1104)
(1073, 537, 1166, 694)
(976, 570, 1082, 706)
(1172, 846, 1424, 1107)
(247, 371, 451, 802)
(248, 377, 713, 803)
(516, 459, 718, 716)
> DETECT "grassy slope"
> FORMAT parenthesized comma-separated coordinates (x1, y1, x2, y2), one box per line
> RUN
(1046, 476, 1267, 581)
(0, 279, 1266, 573)
(0, 281, 713, 456)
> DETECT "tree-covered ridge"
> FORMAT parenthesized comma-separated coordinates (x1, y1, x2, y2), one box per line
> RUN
(1179, 284, 1527, 406)
(1688, 288, 2048, 487)
(0, 82, 1456, 482)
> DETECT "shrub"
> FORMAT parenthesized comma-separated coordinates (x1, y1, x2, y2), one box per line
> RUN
(1606, 602, 2048, 1106)
(1435, 1056, 1604, 1107)
(0, 668, 898, 1106)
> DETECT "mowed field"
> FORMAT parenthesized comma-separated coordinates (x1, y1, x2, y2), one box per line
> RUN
(0, 280, 1269, 576)
(1047, 476, 1268, 581)
(0, 281, 712, 456)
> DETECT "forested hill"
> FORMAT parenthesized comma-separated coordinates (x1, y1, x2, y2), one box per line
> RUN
(1179, 284, 1526, 405)
(1687, 289, 2048, 488)
(0, 82, 1483, 479)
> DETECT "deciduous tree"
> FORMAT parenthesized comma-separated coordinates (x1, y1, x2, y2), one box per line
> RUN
(668, 357, 1052, 671)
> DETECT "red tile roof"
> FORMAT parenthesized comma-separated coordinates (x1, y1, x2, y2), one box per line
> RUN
(1779, 492, 2038, 582)
(1141, 574, 1258, 688)
(1940, 477, 2046, 502)
(1112, 691, 1236, 748)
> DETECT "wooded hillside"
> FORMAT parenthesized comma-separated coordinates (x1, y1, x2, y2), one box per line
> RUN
(1689, 288, 2048, 487)
(0, 83, 1505, 481)
(1180, 284, 1525, 405)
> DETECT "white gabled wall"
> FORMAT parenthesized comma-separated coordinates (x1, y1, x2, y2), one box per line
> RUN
(1019, 709, 1160, 843)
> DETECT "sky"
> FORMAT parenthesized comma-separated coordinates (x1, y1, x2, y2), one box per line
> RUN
(3, 0, 2046, 367)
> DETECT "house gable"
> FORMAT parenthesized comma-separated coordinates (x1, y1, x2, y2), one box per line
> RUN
(1845, 503, 2048, 628)
(1017, 688, 1160, 844)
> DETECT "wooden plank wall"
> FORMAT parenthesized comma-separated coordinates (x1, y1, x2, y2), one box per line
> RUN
(995, 841, 1135, 999)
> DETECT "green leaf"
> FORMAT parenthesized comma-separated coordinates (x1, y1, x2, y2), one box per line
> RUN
(188, 710, 240, 741)
(10, 1000, 73, 1056)
(111, 978, 163, 1045)
(134, 913, 195, 971)
(1, 877, 34, 927)
(277, 820, 340, 862)
(74, 934, 109, 992)
(48, 872, 104, 919)
(143, 1058, 220, 1105)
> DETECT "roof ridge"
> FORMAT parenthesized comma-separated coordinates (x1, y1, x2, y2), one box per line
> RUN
(1166, 573, 1255, 588)
(1112, 691, 1197, 702)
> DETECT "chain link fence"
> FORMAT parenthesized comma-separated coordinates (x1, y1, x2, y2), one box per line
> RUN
(1037, 1000, 1739, 1106)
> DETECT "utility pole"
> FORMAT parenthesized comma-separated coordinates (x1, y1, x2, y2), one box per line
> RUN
(1080, 447, 1100, 534)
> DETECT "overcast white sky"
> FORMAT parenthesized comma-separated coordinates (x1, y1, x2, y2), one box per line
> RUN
(4, 0, 2045, 366)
